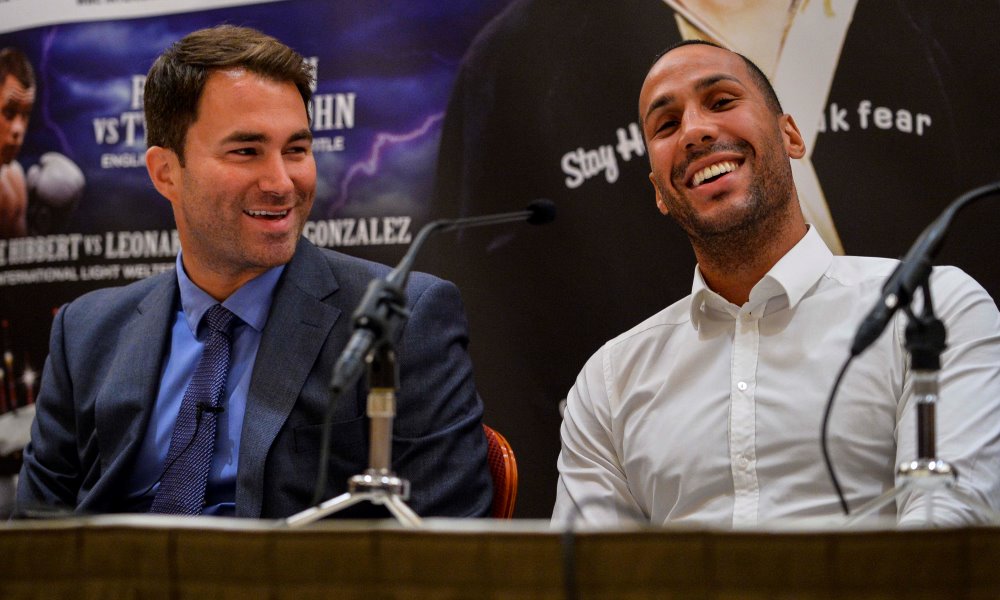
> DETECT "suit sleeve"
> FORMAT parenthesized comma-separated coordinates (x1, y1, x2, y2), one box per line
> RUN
(16, 304, 83, 514)
(392, 276, 492, 517)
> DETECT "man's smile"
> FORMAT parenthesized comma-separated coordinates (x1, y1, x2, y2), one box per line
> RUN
(690, 159, 740, 188)
(244, 208, 290, 220)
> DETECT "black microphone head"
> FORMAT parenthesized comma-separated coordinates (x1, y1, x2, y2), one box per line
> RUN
(526, 199, 556, 225)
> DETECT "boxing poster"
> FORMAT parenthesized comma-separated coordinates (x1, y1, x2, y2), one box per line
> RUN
(0, 0, 509, 516)
(2, 0, 998, 518)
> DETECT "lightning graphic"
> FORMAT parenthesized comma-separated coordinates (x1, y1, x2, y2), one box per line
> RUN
(38, 27, 75, 159)
(331, 112, 445, 214)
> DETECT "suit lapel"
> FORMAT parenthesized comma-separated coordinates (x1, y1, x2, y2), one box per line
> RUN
(93, 274, 177, 488)
(236, 240, 341, 517)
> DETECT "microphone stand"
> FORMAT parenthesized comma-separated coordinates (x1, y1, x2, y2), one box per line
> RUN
(286, 342, 422, 527)
(846, 281, 1000, 525)
(286, 201, 555, 528)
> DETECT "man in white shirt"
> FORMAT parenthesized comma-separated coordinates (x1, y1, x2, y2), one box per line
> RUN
(552, 41, 1000, 528)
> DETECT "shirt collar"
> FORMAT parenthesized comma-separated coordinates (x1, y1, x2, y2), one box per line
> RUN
(176, 251, 285, 335)
(689, 225, 833, 323)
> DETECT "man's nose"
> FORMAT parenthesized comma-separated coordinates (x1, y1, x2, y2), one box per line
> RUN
(10, 115, 28, 140)
(258, 155, 294, 196)
(679, 108, 717, 150)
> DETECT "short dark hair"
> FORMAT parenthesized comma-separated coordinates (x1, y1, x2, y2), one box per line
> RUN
(144, 25, 314, 163)
(0, 48, 35, 89)
(652, 40, 783, 115)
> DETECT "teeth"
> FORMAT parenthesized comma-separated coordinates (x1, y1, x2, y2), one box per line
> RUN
(246, 209, 288, 217)
(692, 161, 738, 187)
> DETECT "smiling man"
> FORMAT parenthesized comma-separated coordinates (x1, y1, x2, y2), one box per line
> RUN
(16, 25, 492, 519)
(552, 41, 1000, 528)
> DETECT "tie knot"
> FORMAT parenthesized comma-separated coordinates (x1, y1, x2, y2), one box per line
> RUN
(204, 304, 236, 335)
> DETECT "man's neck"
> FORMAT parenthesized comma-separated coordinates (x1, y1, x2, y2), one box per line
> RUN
(692, 217, 807, 306)
(181, 255, 265, 302)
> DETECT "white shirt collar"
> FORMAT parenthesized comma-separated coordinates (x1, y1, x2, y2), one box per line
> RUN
(689, 225, 834, 323)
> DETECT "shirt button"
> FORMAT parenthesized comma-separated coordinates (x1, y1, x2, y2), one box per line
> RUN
(737, 381, 748, 391)
(737, 455, 750, 469)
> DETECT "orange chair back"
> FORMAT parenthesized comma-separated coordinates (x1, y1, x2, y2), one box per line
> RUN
(483, 424, 518, 519)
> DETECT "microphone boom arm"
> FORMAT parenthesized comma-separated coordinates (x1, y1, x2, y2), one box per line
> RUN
(330, 200, 554, 396)
(291, 199, 555, 527)
(851, 180, 1000, 356)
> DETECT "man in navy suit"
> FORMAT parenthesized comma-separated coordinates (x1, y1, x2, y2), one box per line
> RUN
(15, 25, 492, 519)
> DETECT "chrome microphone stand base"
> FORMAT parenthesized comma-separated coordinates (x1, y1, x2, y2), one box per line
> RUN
(286, 470, 422, 528)
(845, 458, 1000, 525)
(846, 290, 1000, 526)
(286, 344, 423, 529)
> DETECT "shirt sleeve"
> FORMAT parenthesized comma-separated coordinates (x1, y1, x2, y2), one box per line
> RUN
(552, 344, 647, 527)
(895, 266, 1000, 525)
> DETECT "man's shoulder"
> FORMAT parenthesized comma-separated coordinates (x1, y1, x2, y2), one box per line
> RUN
(311, 243, 389, 276)
(61, 269, 174, 322)
(572, 296, 693, 389)
(829, 254, 987, 295)
(828, 252, 897, 276)
(603, 294, 694, 352)
(305, 242, 447, 297)
(822, 254, 900, 293)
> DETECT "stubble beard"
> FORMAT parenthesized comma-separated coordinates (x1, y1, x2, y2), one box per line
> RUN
(180, 183, 308, 281)
(656, 139, 797, 272)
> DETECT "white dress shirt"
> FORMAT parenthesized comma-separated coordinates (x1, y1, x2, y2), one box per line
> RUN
(553, 227, 1000, 528)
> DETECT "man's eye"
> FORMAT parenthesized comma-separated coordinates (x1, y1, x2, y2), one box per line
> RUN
(232, 148, 257, 156)
(713, 98, 734, 109)
(657, 120, 679, 134)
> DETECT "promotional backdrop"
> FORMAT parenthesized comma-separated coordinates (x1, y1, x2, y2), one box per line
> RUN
(2, 0, 998, 518)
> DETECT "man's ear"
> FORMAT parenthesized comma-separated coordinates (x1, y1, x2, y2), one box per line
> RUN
(649, 172, 670, 215)
(779, 114, 806, 159)
(145, 146, 182, 203)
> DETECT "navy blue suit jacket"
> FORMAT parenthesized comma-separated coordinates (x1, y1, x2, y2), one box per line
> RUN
(16, 239, 492, 519)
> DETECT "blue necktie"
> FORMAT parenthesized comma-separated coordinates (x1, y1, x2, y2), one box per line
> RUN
(150, 304, 236, 515)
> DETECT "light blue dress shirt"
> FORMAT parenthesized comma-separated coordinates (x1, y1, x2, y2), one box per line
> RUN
(124, 252, 284, 515)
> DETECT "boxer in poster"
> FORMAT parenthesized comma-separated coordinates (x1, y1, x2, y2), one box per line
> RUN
(0, 47, 85, 518)
(0, 48, 34, 238)
(0, 47, 85, 239)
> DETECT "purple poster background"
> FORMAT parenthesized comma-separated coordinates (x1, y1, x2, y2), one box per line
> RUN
(3, 0, 1000, 519)
(0, 0, 507, 425)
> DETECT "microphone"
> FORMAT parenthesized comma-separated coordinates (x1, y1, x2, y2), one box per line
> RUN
(527, 199, 557, 225)
(851, 180, 1000, 356)
(328, 199, 556, 395)
(195, 402, 225, 422)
